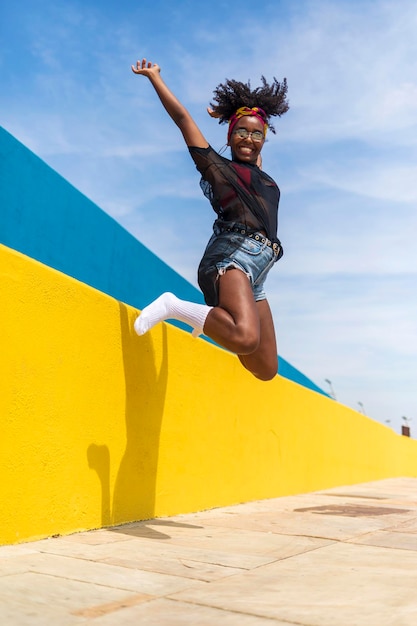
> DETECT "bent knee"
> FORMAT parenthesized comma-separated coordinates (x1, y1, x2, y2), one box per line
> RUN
(254, 368, 277, 382)
(253, 357, 278, 381)
(234, 330, 260, 355)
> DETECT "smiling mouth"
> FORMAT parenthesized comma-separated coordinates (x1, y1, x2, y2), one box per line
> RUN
(239, 146, 254, 154)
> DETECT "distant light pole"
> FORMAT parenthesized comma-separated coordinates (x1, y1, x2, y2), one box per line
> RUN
(325, 378, 336, 400)
(357, 401, 365, 415)
(402, 416, 412, 437)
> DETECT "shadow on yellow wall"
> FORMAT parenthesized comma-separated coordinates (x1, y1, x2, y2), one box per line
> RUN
(87, 304, 169, 526)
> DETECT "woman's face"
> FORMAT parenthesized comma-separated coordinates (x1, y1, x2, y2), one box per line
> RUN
(229, 115, 265, 164)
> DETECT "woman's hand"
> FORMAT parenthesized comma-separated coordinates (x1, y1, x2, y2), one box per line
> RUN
(131, 58, 160, 78)
(130, 57, 208, 149)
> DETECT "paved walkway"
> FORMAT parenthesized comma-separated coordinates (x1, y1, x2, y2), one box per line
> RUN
(1, 478, 417, 625)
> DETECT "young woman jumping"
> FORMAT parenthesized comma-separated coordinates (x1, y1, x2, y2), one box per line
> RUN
(132, 58, 289, 381)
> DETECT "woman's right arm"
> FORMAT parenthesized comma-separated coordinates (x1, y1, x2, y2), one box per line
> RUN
(131, 59, 209, 149)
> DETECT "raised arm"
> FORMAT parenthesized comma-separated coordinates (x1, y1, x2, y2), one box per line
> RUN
(131, 59, 209, 149)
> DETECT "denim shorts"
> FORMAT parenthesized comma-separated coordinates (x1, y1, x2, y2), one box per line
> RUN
(197, 222, 281, 306)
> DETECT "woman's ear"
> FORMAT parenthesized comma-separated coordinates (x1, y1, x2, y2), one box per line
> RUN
(207, 107, 221, 118)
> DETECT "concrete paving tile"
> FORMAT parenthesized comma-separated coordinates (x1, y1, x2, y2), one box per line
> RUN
(32, 535, 260, 576)
(261, 534, 335, 559)
(99, 554, 246, 583)
(382, 500, 417, 510)
(106, 479, 417, 539)
(349, 530, 417, 551)
(0, 545, 45, 578)
(385, 517, 417, 534)
(95, 532, 275, 570)
(292, 503, 412, 519)
(109, 519, 225, 542)
(170, 542, 417, 626)
(0, 544, 40, 557)
(21, 552, 203, 595)
(110, 521, 298, 553)
(88, 597, 292, 625)
(0, 561, 37, 578)
(168, 479, 417, 520)
(0, 570, 136, 616)
(320, 478, 417, 502)
(319, 494, 417, 511)
(19, 530, 302, 580)
(176, 509, 403, 541)
(62, 528, 134, 544)
(0, 597, 83, 626)
(32, 535, 152, 563)
(146, 525, 334, 559)
(77, 529, 333, 584)
(28, 536, 122, 560)
(71, 591, 154, 618)
(156, 526, 333, 559)
(169, 494, 355, 518)
(104, 522, 336, 568)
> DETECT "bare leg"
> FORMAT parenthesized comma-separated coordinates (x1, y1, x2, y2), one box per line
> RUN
(134, 268, 277, 380)
(203, 270, 277, 380)
(237, 299, 278, 381)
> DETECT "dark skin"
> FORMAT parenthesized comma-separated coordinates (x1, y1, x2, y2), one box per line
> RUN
(132, 59, 278, 380)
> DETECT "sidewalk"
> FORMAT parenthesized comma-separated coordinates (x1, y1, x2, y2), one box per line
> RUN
(1, 478, 417, 625)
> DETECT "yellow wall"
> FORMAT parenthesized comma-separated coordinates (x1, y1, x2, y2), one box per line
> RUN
(2, 243, 417, 545)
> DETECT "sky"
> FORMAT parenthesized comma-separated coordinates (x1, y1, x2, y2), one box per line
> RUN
(1, 0, 416, 435)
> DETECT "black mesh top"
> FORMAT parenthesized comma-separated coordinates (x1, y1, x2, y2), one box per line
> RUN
(189, 145, 281, 244)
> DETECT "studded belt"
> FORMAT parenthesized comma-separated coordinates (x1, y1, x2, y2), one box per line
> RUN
(223, 226, 282, 256)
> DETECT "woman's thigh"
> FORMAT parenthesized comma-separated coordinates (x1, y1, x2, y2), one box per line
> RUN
(238, 299, 278, 381)
(217, 267, 259, 326)
(203, 268, 261, 355)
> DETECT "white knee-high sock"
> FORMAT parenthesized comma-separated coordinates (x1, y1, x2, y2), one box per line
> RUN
(134, 292, 213, 338)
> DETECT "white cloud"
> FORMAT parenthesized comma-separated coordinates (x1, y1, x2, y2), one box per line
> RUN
(252, 1, 417, 145)
(301, 160, 417, 204)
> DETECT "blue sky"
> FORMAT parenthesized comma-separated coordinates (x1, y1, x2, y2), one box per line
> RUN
(2, 0, 416, 434)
